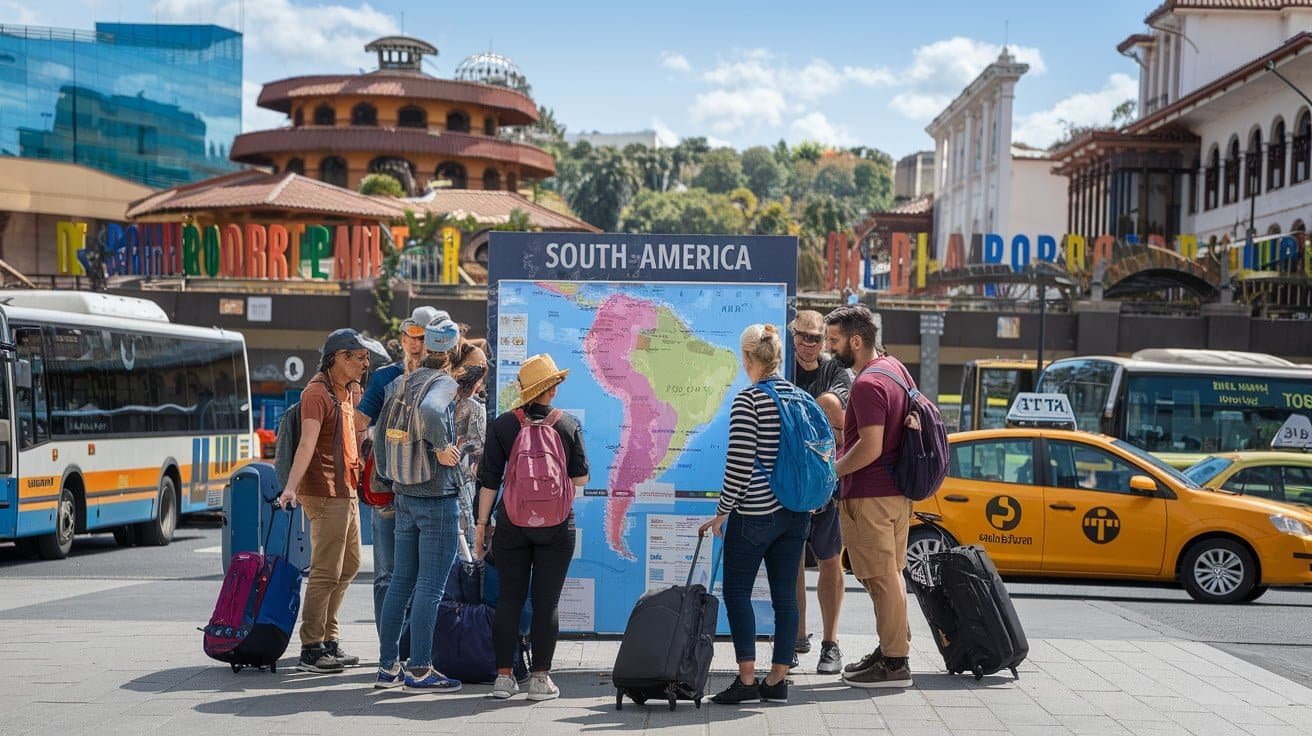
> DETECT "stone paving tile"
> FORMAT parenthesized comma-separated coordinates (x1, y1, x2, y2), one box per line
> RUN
(1077, 691, 1172, 723)
(1112, 722, 1192, 736)
(933, 706, 1006, 731)
(874, 703, 943, 722)
(882, 720, 951, 736)
(1048, 639, 1121, 662)
(1238, 725, 1308, 736)
(822, 712, 887, 730)
(1163, 711, 1241, 736)
(1135, 695, 1211, 713)
(1030, 662, 1121, 692)
(1024, 640, 1077, 664)
(1208, 703, 1289, 726)
(1056, 715, 1134, 735)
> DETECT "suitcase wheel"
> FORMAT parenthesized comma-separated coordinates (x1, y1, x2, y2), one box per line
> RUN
(667, 695, 677, 711)
(694, 696, 702, 709)
(972, 667, 984, 681)
(270, 662, 278, 674)
(615, 690, 623, 711)
(632, 695, 647, 705)
(1009, 666, 1019, 680)
(230, 663, 242, 674)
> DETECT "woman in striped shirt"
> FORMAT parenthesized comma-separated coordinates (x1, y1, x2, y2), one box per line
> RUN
(701, 323, 812, 706)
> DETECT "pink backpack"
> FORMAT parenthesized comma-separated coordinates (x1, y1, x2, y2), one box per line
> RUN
(502, 408, 573, 528)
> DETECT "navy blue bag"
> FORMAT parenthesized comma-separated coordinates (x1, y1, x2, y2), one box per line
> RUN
(862, 364, 950, 502)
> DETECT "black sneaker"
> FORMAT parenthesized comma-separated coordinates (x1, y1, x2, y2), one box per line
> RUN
(710, 677, 760, 705)
(817, 641, 843, 674)
(324, 640, 359, 667)
(759, 677, 788, 703)
(297, 644, 344, 674)
(843, 647, 882, 675)
(790, 653, 799, 669)
(794, 634, 812, 654)
(842, 656, 912, 689)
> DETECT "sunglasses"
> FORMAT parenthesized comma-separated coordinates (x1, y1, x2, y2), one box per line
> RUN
(795, 332, 823, 345)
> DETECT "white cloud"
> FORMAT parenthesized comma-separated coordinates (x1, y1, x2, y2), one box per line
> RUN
(1, 1, 38, 24)
(690, 87, 788, 134)
(789, 112, 855, 147)
(652, 118, 679, 147)
(243, 79, 284, 134)
(661, 52, 691, 73)
(889, 37, 1045, 121)
(1012, 72, 1138, 148)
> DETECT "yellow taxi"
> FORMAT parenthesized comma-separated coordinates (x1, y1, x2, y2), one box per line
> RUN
(908, 397, 1312, 604)
(1183, 453, 1312, 508)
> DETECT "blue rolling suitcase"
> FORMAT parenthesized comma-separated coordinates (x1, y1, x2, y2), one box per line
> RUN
(223, 462, 311, 574)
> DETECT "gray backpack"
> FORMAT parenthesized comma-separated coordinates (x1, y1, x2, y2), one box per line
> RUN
(374, 370, 454, 487)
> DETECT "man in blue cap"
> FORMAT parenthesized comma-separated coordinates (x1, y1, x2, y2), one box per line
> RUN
(277, 328, 372, 673)
(373, 316, 467, 694)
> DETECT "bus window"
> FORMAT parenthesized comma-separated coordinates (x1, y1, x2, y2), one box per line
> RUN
(13, 328, 49, 448)
(979, 368, 1025, 429)
(959, 364, 977, 431)
(1123, 374, 1305, 453)
(1036, 359, 1117, 433)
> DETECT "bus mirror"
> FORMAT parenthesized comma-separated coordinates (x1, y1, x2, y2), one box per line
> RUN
(14, 359, 31, 390)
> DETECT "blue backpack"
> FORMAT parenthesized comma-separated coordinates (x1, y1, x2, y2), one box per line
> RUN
(753, 378, 838, 512)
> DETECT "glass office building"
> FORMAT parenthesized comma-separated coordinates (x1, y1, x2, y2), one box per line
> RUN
(0, 23, 241, 189)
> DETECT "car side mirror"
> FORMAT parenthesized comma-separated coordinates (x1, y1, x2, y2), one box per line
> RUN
(14, 359, 31, 390)
(1129, 475, 1158, 496)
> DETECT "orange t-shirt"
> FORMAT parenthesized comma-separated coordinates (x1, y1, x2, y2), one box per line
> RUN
(297, 374, 361, 498)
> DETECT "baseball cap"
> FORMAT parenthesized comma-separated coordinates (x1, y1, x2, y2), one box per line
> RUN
(321, 328, 368, 356)
(401, 306, 441, 338)
(424, 317, 460, 353)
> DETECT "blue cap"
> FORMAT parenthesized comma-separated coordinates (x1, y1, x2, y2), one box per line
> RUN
(322, 328, 368, 355)
(424, 318, 460, 352)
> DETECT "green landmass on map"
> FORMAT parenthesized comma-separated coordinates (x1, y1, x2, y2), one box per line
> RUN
(497, 380, 521, 413)
(629, 305, 739, 474)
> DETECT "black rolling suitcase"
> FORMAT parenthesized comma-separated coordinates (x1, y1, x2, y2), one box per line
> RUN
(612, 532, 720, 711)
(907, 544, 1028, 680)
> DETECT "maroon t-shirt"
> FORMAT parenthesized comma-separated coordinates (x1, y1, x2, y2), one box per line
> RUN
(840, 356, 913, 499)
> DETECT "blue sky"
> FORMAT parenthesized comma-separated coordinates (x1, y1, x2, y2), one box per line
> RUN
(3, 0, 1157, 157)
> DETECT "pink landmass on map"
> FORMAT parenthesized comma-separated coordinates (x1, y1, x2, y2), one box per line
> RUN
(583, 293, 677, 561)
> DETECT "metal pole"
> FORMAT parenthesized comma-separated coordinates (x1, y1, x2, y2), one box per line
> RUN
(1036, 275, 1046, 375)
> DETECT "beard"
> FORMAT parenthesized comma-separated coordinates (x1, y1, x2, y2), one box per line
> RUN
(833, 341, 857, 368)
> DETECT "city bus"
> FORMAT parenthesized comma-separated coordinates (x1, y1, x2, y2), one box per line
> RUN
(0, 291, 252, 559)
(1036, 349, 1312, 469)
(956, 358, 1046, 432)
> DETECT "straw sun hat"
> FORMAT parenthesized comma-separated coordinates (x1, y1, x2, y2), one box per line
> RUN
(514, 353, 568, 407)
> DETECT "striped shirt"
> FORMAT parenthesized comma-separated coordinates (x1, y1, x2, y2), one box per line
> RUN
(717, 384, 783, 516)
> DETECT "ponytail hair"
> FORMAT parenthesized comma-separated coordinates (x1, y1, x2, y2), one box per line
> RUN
(740, 323, 783, 376)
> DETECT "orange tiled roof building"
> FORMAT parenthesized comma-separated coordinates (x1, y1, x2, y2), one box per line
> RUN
(230, 36, 554, 197)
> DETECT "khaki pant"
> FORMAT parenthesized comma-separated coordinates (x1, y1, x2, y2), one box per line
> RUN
(298, 495, 361, 646)
(839, 495, 912, 658)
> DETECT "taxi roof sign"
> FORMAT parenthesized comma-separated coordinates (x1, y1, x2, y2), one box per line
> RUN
(1006, 393, 1078, 430)
(1271, 414, 1312, 451)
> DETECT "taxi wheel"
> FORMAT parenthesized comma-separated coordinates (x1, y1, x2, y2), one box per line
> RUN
(1241, 585, 1269, 603)
(1180, 539, 1256, 604)
(907, 526, 957, 584)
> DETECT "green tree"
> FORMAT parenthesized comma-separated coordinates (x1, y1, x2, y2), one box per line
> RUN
(792, 141, 825, 164)
(671, 136, 710, 184)
(753, 199, 795, 236)
(358, 173, 405, 198)
(621, 188, 747, 234)
(692, 147, 745, 193)
(626, 143, 675, 192)
(742, 145, 786, 200)
(854, 160, 893, 212)
(568, 147, 641, 231)
(727, 187, 758, 230)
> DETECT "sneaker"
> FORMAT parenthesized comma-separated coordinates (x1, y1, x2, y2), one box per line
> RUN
(490, 674, 519, 700)
(710, 677, 760, 705)
(297, 644, 344, 674)
(324, 640, 360, 667)
(525, 672, 560, 702)
(842, 657, 913, 689)
(374, 664, 404, 689)
(790, 653, 799, 670)
(403, 669, 462, 694)
(843, 647, 882, 675)
(794, 634, 812, 654)
(817, 641, 843, 675)
(759, 677, 788, 703)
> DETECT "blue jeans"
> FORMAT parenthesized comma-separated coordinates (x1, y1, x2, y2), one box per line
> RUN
(722, 508, 810, 666)
(378, 494, 460, 671)
(371, 504, 395, 636)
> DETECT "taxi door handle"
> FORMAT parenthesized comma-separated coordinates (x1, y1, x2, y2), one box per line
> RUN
(943, 494, 969, 503)
(1049, 503, 1077, 511)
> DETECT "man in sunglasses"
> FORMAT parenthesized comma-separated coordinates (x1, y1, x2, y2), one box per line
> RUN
(789, 310, 851, 674)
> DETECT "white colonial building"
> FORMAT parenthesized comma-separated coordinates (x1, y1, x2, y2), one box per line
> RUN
(926, 50, 1067, 260)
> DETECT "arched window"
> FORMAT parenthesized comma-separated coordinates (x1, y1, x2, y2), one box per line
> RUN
(1204, 146, 1220, 211)
(398, 106, 427, 129)
(351, 102, 378, 126)
(1268, 117, 1286, 190)
(506, 172, 518, 193)
(286, 157, 305, 176)
(293, 107, 304, 127)
(313, 104, 335, 126)
(1223, 136, 1240, 205)
(435, 162, 467, 189)
(446, 110, 470, 133)
(484, 116, 497, 136)
(1267, 222, 1282, 236)
(1293, 110, 1311, 184)
(369, 156, 417, 196)
(482, 168, 501, 191)
(319, 156, 348, 188)
(1245, 128, 1262, 199)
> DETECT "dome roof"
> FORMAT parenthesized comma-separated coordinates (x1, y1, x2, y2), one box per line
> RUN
(454, 53, 529, 94)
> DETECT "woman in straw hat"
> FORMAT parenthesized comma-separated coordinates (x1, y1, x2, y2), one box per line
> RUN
(475, 353, 589, 702)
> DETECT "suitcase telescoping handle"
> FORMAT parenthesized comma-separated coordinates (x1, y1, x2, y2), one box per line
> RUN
(688, 530, 726, 589)
(264, 499, 295, 558)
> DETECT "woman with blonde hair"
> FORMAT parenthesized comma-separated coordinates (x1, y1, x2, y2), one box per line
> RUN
(701, 323, 811, 705)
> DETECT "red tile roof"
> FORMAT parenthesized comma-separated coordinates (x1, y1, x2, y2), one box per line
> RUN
(888, 194, 934, 215)
(1146, 0, 1312, 24)
(401, 189, 600, 232)
(125, 170, 407, 220)
(257, 73, 538, 126)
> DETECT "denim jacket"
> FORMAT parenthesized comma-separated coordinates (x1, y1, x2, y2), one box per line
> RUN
(375, 367, 461, 499)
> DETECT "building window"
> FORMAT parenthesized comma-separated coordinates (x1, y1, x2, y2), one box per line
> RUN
(1204, 146, 1220, 211)
(506, 172, 517, 192)
(1245, 129, 1262, 199)
(1293, 110, 1311, 184)
(483, 168, 501, 190)
(446, 110, 471, 133)
(293, 107, 304, 127)
(369, 157, 416, 196)
(286, 157, 305, 176)
(484, 116, 497, 136)
(398, 106, 427, 129)
(435, 162, 467, 189)
(320, 156, 348, 188)
(313, 104, 335, 126)
(1223, 137, 1240, 205)
(351, 103, 378, 127)
(1269, 118, 1286, 191)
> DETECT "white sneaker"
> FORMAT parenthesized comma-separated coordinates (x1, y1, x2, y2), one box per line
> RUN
(525, 672, 559, 701)
(490, 674, 519, 699)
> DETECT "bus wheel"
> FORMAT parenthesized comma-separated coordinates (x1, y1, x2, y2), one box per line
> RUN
(112, 526, 139, 547)
(36, 488, 76, 560)
(137, 476, 177, 547)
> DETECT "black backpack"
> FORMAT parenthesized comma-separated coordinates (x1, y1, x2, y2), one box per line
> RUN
(861, 363, 950, 501)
